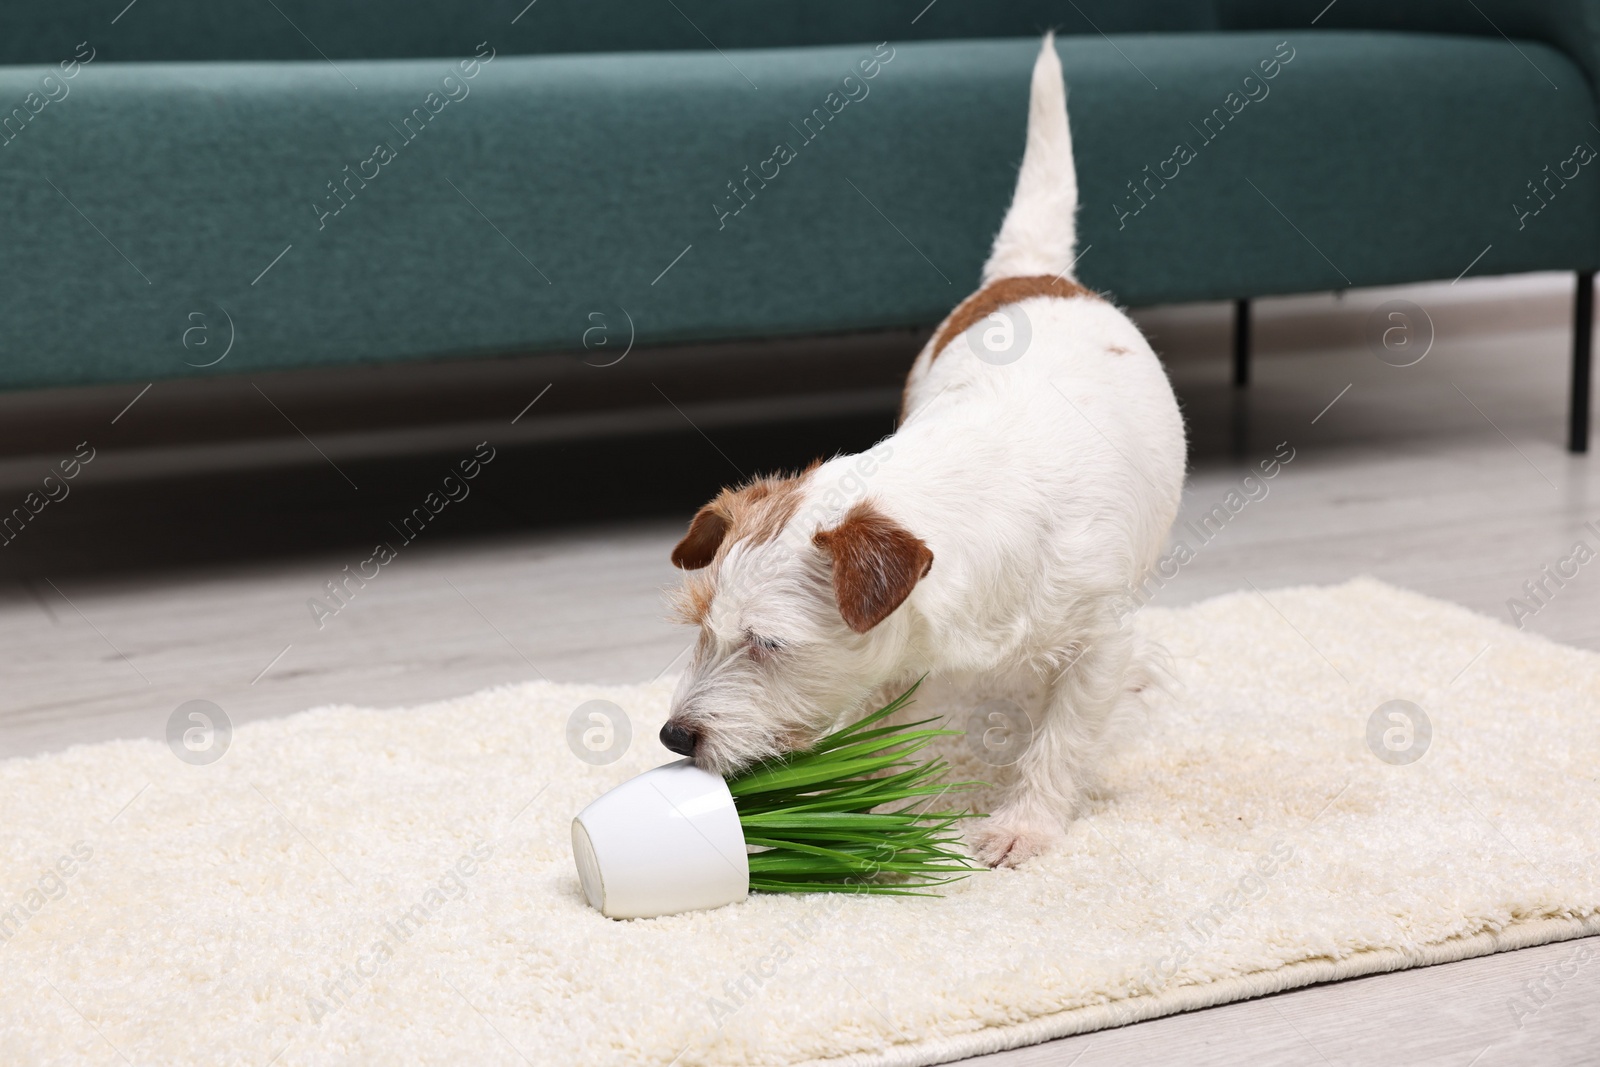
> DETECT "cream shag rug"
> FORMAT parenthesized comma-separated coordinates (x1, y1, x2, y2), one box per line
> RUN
(3, 579, 1599, 1066)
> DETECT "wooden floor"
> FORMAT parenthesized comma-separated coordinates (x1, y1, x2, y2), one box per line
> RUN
(3, 272, 1596, 1064)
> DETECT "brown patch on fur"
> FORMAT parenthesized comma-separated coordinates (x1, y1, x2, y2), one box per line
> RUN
(899, 274, 1101, 420)
(929, 274, 1098, 364)
(1108, 344, 1130, 355)
(670, 509, 730, 571)
(670, 465, 817, 572)
(812, 501, 933, 634)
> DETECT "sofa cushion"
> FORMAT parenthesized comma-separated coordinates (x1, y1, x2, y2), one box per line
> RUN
(0, 1, 1216, 65)
(1076, 31, 1599, 305)
(0, 32, 1592, 390)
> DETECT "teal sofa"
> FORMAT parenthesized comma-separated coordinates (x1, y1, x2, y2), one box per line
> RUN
(1, 1, 1595, 449)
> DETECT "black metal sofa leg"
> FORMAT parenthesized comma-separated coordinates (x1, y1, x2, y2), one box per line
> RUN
(1233, 298, 1250, 387)
(1574, 271, 1594, 454)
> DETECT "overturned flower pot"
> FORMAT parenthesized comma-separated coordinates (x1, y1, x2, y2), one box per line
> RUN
(572, 682, 985, 920)
(572, 758, 749, 919)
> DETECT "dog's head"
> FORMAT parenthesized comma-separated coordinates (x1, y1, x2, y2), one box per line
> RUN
(661, 463, 932, 775)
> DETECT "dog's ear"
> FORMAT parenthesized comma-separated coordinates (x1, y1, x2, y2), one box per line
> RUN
(671, 503, 729, 569)
(813, 503, 933, 633)
(671, 471, 814, 570)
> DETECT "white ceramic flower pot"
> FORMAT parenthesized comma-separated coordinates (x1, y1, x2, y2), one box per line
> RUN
(571, 758, 749, 919)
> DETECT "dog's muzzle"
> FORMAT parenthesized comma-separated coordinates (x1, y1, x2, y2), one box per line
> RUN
(659, 720, 699, 757)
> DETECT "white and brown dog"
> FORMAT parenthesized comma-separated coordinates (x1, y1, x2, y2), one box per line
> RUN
(660, 35, 1186, 866)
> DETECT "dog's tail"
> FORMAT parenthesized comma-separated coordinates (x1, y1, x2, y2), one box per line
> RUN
(981, 33, 1080, 284)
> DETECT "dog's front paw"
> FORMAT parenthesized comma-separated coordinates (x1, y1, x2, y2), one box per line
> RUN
(968, 815, 1064, 868)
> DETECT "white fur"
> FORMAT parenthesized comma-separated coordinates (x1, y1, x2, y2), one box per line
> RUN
(667, 36, 1187, 866)
(982, 32, 1079, 284)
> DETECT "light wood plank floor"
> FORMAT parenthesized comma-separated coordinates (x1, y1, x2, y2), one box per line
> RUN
(2, 273, 1596, 1065)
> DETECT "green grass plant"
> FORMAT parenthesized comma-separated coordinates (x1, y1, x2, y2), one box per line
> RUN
(727, 680, 986, 895)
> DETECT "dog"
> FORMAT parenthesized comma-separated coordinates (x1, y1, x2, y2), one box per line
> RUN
(659, 34, 1186, 867)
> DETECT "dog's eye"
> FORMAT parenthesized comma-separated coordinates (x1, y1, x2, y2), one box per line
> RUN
(745, 632, 786, 659)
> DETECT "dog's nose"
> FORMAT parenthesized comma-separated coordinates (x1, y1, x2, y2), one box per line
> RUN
(659, 721, 699, 757)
